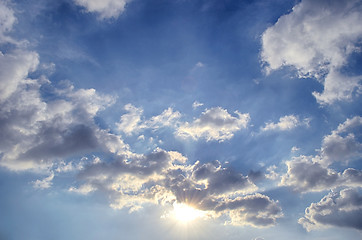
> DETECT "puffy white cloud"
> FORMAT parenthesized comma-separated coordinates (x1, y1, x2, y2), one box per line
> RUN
(73, 0, 132, 19)
(116, 104, 144, 135)
(261, 0, 362, 104)
(116, 105, 248, 142)
(147, 107, 181, 129)
(116, 104, 181, 135)
(177, 107, 250, 142)
(261, 115, 310, 132)
(299, 188, 362, 231)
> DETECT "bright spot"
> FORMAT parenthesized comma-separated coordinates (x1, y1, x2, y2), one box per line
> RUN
(172, 202, 205, 223)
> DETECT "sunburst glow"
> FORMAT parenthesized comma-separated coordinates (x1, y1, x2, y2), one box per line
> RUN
(172, 202, 205, 223)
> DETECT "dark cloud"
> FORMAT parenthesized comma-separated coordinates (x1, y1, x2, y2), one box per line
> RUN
(281, 156, 362, 193)
(299, 188, 362, 231)
(280, 116, 362, 193)
(75, 153, 283, 227)
(281, 156, 339, 192)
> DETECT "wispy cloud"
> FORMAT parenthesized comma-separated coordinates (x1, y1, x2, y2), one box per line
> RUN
(261, 115, 310, 132)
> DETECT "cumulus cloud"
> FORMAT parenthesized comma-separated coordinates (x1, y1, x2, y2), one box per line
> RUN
(177, 107, 250, 142)
(116, 104, 144, 135)
(320, 116, 362, 165)
(215, 194, 283, 227)
(261, 0, 362, 104)
(73, 151, 282, 227)
(0, 77, 127, 171)
(261, 115, 310, 132)
(116, 104, 181, 135)
(280, 117, 362, 193)
(73, 0, 132, 19)
(280, 156, 362, 193)
(116, 105, 248, 142)
(0, 3, 128, 172)
(299, 188, 362, 231)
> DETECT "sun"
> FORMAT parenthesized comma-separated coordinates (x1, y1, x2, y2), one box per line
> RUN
(171, 202, 205, 223)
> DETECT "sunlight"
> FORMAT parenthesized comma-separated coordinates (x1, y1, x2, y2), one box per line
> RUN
(172, 202, 205, 223)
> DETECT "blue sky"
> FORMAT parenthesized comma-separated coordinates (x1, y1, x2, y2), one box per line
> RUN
(0, 0, 362, 239)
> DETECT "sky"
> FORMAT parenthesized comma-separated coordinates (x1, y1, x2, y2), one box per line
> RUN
(0, 0, 362, 239)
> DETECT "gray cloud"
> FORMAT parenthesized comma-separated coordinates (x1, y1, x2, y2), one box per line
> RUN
(280, 116, 362, 193)
(321, 116, 362, 165)
(0, 5, 127, 171)
(74, 151, 282, 227)
(281, 156, 339, 192)
(215, 194, 283, 227)
(299, 188, 362, 231)
(280, 156, 362, 193)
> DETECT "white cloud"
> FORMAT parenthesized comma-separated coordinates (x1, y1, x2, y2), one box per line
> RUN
(177, 107, 250, 142)
(116, 104, 181, 135)
(147, 107, 181, 129)
(68, 184, 96, 195)
(116, 105, 248, 142)
(73, 0, 132, 19)
(261, 0, 362, 104)
(261, 115, 310, 132)
(32, 172, 55, 189)
(116, 104, 144, 135)
(299, 188, 362, 231)
(0, 1, 16, 43)
(0, 50, 39, 102)
(291, 146, 300, 152)
(192, 101, 204, 109)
